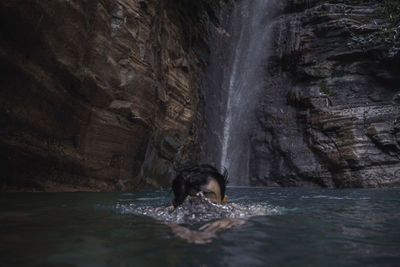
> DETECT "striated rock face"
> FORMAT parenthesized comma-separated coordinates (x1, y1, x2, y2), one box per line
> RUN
(250, 0, 400, 187)
(0, 0, 201, 191)
(2, 0, 398, 190)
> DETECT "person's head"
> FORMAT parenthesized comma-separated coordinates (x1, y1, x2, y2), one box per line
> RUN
(171, 164, 228, 208)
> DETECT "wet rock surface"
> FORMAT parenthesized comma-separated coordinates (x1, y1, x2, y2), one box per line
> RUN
(2, 0, 399, 190)
(250, 0, 400, 187)
(0, 0, 201, 191)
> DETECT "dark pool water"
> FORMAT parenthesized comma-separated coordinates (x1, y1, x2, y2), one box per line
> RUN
(1, 188, 400, 266)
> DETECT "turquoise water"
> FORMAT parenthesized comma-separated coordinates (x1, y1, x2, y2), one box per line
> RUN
(1, 188, 400, 266)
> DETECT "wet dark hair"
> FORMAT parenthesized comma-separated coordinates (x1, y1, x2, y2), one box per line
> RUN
(171, 164, 228, 207)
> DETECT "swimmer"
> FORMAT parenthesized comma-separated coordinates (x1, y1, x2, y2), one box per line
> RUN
(168, 164, 245, 244)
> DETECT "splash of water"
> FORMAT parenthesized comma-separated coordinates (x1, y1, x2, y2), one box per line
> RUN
(115, 192, 281, 224)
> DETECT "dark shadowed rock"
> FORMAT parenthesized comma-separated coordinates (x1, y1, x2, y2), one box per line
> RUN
(249, 0, 400, 187)
(2, 0, 399, 190)
(0, 0, 204, 191)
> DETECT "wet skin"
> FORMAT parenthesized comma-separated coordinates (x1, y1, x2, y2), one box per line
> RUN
(199, 178, 228, 204)
(169, 177, 244, 244)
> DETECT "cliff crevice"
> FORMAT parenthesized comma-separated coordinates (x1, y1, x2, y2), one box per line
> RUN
(250, 0, 400, 187)
(0, 0, 216, 191)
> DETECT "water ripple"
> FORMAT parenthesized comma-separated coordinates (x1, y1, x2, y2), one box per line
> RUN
(115, 192, 282, 224)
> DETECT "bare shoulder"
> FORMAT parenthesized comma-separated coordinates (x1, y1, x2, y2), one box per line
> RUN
(168, 218, 246, 244)
(168, 223, 214, 244)
(199, 218, 246, 234)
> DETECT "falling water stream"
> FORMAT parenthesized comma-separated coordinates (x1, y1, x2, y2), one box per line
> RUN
(2, 1, 400, 266)
(200, 0, 280, 185)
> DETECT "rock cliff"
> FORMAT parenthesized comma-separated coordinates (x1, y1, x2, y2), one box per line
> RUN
(2, 0, 399, 191)
(0, 0, 214, 191)
(250, 0, 400, 187)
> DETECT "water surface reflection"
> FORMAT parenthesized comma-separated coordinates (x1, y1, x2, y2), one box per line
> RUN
(1, 188, 399, 266)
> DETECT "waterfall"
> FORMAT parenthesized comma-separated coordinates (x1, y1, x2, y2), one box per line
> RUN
(199, 0, 279, 185)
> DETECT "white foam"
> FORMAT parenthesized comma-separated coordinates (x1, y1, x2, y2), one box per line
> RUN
(115, 192, 281, 224)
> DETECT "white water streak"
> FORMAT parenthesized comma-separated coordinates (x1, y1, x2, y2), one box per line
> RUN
(220, 5, 248, 172)
(219, 1, 276, 185)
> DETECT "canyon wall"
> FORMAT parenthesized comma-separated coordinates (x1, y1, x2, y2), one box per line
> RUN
(0, 0, 214, 191)
(249, 0, 400, 187)
(2, 0, 399, 191)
